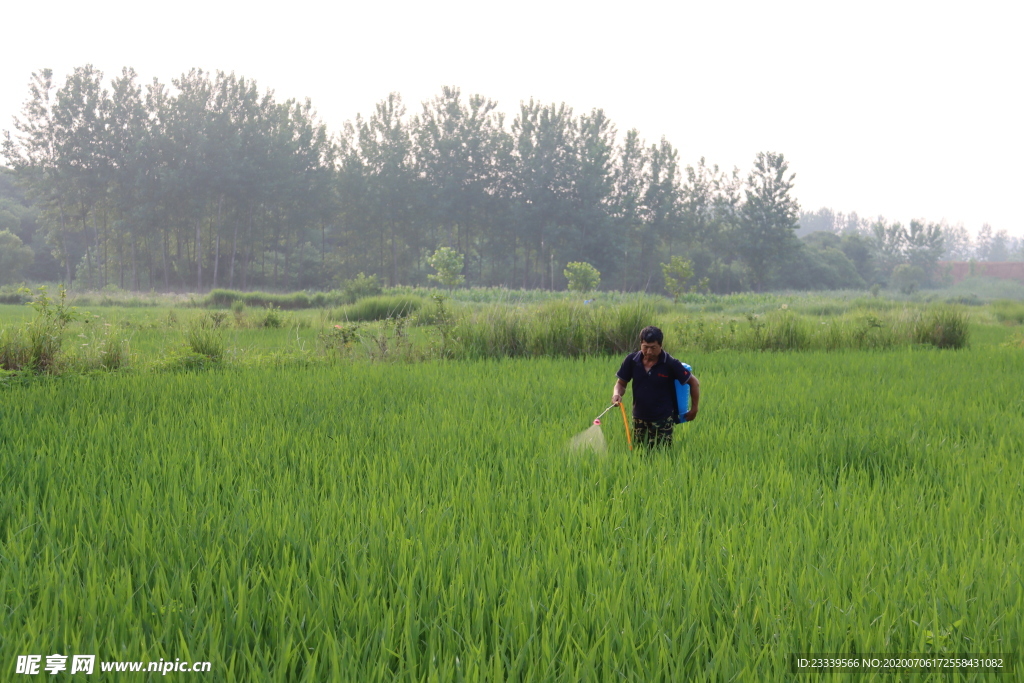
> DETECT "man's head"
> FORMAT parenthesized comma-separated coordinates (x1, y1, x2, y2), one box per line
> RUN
(639, 325, 663, 363)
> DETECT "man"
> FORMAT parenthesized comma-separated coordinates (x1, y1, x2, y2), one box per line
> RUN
(612, 326, 699, 449)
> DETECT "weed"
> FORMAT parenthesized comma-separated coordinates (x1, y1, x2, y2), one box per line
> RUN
(184, 318, 225, 360)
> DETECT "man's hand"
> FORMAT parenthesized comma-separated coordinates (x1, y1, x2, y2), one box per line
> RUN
(612, 393, 622, 405)
(683, 409, 698, 422)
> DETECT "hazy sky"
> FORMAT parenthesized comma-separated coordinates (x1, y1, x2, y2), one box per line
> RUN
(3, 0, 1021, 237)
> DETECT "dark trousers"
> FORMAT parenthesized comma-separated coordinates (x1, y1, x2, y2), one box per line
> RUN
(632, 416, 675, 449)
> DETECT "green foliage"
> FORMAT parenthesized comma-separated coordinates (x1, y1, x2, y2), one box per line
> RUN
(737, 151, 800, 289)
(661, 256, 695, 302)
(0, 284, 31, 305)
(427, 247, 465, 290)
(258, 305, 284, 329)
(340, 272, 383, 303)
(892, 264, 927, 294)
(0, 229, 34, 284)
(330, 295, 423, 322)
(563, 261, 601, 293)
(429, 294, 459, 358)
(780, 233, 867, 290)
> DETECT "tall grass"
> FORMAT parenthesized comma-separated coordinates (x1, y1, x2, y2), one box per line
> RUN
(456, 299, 654, 358)
(329, 295, 424, 322)
(992, 299, 1024, 325)
(675, 306, 969, 352)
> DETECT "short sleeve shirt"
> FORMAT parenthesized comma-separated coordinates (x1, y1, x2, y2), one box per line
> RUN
(616, 350, 692, 421)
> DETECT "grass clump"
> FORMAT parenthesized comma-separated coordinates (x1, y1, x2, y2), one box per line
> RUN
(457, 299, 655, 358)
(184, 318, 225, 361)
(992, 299, 1024, 325)
(914, 307, 970, 349)
(204, 288, 317, 310)
(0, 285, 76, 372)
(330, 295, 423, 322)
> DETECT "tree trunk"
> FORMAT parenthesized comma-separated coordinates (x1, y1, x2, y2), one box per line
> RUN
(131, 234, 138, 291)
(213, 234, 220, 289)
(102, 211, 108, 287)
(84, 214, 94, 286)
(59, 208, 72, 286)
(390, 219, 398, 286)
(195, 217, 202, 292)
(213, 194, 223, 289)
(229, 214, 239, 289)
(162, 228, 169, 292)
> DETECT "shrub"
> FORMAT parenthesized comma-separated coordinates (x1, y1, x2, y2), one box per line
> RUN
(340, 273, 383, 303)
(259, 306, 284, 329)
(427, 247, 465, 291)
(891, 264, 926, 295)
(564, 261, 601, 293)
(0, 284, 31, 304)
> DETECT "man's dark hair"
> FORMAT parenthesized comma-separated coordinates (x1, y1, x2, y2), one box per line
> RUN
(639, 326, 663, 345)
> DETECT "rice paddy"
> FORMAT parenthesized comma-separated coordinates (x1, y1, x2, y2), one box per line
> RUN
(2, 341, 1021, 680)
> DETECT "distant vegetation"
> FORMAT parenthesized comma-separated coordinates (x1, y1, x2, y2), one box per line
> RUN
(6, 283, 1020, 378)
(3, 67, 1021, 298)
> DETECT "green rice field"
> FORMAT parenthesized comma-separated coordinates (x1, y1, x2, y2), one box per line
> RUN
(2, 343, 1022, 679)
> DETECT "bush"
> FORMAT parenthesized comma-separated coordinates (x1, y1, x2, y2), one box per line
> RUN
(259, 306, 284, 329)
(340, 273, 383, 304)
(0, 284, 31, 304)
(891, 264, 926, 295)
(564, 261, 601, 293)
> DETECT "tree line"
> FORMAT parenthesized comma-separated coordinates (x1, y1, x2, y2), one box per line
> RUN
(2, 65, 1019, 292)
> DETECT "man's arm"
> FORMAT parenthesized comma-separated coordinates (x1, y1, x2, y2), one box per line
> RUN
(684, 375, 700, 421)
(612, 379, 627, 405)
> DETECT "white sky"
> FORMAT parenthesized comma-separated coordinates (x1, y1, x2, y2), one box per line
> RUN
(2, 0, 1021, 237)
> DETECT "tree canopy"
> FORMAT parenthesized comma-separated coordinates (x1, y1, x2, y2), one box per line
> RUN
(4, 65, 1014, 295)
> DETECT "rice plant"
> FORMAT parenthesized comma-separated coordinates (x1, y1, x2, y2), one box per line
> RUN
(1, 350, 1020, 679)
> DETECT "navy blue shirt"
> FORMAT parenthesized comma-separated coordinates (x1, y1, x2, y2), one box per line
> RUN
(616, 350, 692, 421)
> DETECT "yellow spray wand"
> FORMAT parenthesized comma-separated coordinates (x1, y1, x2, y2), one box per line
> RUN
(618, 401, 633, 451)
